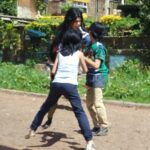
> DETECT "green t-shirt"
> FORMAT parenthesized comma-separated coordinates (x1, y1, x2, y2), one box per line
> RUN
(84, 41, 109, 80)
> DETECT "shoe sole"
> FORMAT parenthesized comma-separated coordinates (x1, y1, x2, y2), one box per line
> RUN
(41, 125, 50, 129)
(92, 129, 108, 136)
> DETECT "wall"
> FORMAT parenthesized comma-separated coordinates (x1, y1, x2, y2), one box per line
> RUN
(103, 36, 150, 52)
(47, 0, 110, 20)
(47, 1, 62, 15)
(17, 0, 37, 18)
(103, 36, 150, 68)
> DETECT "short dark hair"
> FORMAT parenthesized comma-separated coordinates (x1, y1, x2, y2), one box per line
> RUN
(89, 22, 107, 41)
(60, 29, 82, 56)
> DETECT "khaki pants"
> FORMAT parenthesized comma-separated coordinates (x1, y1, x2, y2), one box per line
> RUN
(86, 87, 109, 128)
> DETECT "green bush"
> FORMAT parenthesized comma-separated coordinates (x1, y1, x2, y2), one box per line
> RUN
(104, 59, 150, 103)
(0, 63, 49, 93)
(0, 0, 17, 16)
(0, 20, 21, 62)
(139, 0, 150, 35)
(36, 0, 47, 15)
(108, 16, 140, 36)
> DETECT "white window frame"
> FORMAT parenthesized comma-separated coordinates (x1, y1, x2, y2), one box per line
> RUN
(72, 2, 88, 13)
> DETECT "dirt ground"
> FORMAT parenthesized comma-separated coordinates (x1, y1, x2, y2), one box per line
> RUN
(0, 90, 150, 150)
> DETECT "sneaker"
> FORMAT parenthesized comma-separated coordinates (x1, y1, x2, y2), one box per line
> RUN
(25, 129, 35, 139)
(93, 127, 108, 136)
(91, 127, 100, 133)
(85, 140, 96, 150)
(42, 118, 52, 129)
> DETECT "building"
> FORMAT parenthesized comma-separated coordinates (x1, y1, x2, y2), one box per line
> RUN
(17, 0, 37, 18)
(17, 0, 123, 20)
(47, 0, 123, 20)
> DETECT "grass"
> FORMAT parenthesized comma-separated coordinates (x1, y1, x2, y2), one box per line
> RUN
(0, 60, 150, 104)
(104, 59, 150, 103)
(0, 62, 49, 94)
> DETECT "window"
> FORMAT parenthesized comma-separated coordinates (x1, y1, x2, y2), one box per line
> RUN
(73, 2, 88, 13)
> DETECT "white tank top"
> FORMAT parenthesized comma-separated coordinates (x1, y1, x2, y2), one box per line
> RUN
(52, 51, 80, 85)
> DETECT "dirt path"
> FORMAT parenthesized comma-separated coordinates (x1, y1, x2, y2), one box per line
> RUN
(0, 90, 150, 150)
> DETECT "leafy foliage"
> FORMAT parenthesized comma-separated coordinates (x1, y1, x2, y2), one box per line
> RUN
(104, 59, 150, 103)
(0, 61, 150, 104)
(100, 15, 122, 25)
(125, 0, 140, 4)
(0, 63, 49, 93)
(100, 15, 141, 36)
(25, 16, 64, 38)
(139, 0, 150, 35)
(60, 1, 73, 14)
(36, 0, 47, 15)
(0, 0, 17, 15)
(0, 20, 21, 62)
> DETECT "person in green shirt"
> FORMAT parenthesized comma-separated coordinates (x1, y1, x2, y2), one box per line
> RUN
(84, 22, 111, 136)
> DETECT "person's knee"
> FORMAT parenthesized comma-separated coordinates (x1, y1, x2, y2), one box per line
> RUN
(94, 102, 105, 109)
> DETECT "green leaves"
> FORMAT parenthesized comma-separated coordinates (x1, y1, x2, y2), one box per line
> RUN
(0, 63, 49, 93)
(0, 0, 17, 15)
(0, 61, 149, 103)
(104, 59, 150, 103)
(108, 16, 141, 36)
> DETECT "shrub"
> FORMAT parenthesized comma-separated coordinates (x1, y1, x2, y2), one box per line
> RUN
(0, 62, 49, 93)
(0, 20, 21, 62)
(36, 0, 47, 15)
(25, 16, 64, 38)
(100, 15, 122, 25)
(0, 0, 17, 16)
(104, 59, 150, 103)
(100, 15, 141, 36)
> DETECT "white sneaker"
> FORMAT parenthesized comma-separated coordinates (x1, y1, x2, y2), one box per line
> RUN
(85, 140, 96, 150)
(25, 129, 35, 139)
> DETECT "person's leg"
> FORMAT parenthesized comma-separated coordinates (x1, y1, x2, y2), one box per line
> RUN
(63, 84, 95, 149)
(86, 88, 100, 129)
(63, 84, 93, 142)
(42, 88, 69, 129)
(25, 83, 61, 139)
(93, 88, 110, 136)
(42, 104, 57, 129)
(94, 88, 109, 127)
(30, 96, 59, 131)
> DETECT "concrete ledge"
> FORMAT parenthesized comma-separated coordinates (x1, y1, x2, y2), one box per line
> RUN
(0, 88, 150, 109)
(0, 88, 47, 98)
(103, 99, 150, 109)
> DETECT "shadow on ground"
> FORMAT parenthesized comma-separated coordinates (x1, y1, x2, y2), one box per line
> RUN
(27, 131, 84, 150)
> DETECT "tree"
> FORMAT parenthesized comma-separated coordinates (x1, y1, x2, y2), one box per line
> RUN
(140, 0, 150, 35)
(0, 0, 17, 16)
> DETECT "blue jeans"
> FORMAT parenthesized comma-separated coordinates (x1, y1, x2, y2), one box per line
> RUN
(30, 83, 92, 141)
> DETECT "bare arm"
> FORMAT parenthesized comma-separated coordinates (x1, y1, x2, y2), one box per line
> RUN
(84, 57, 101, 69)
(79, 51, 88, 73)
(51, 54, 58, 75)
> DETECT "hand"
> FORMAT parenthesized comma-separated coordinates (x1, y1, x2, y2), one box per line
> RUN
(84, 84, 91, 90)
(51, 73, 55, 81)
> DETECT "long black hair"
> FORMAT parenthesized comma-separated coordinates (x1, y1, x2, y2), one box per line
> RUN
(57, 7, 84, 44)
(49, 7, 84, 61)
(60, 28, 82, 56)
